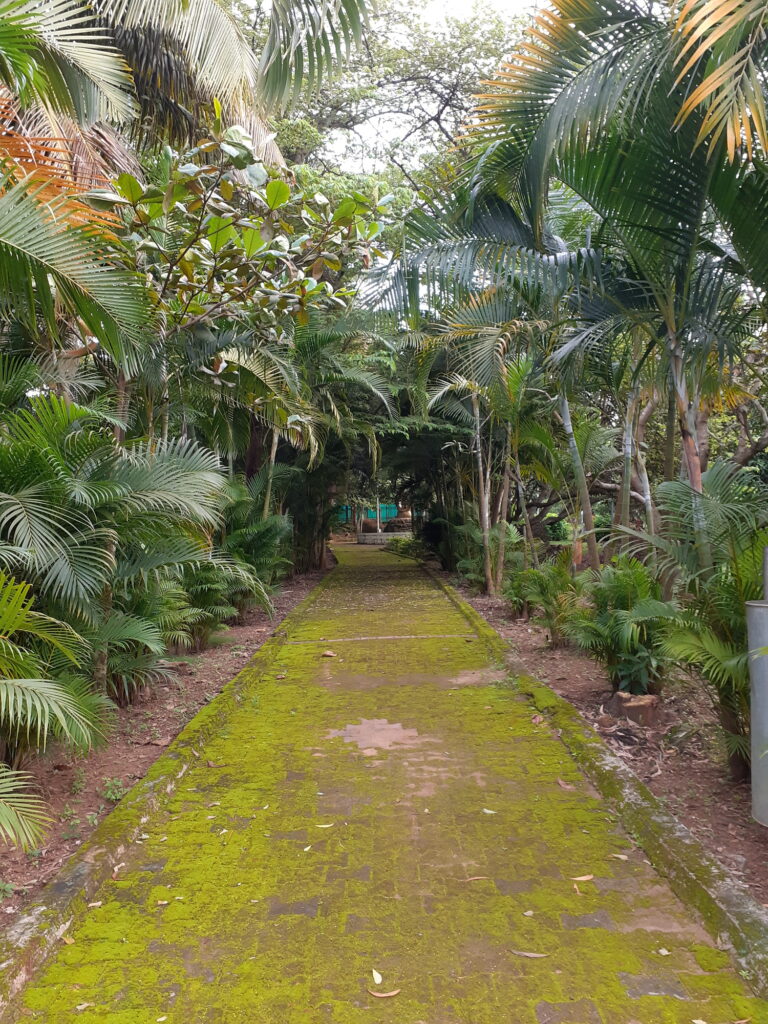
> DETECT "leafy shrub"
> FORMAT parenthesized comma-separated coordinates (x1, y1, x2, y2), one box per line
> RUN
(514, 553, 581, 645)
(385, 537, 431, 560)
(560, 557, 676, 693)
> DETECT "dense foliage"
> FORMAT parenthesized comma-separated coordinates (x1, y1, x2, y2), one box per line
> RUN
(4, 0, 768, 850)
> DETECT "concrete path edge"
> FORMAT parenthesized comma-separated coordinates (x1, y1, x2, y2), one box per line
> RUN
(0, 577, 333, 1016)
(4, 557, 768, 1008)
(515, 674, 768, 996)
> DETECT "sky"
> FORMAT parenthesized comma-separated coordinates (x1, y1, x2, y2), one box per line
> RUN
(425, 0, 536, 20)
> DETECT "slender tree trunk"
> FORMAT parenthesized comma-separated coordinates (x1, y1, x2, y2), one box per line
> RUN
(516, 461, 540, 569)
(559, 392, 600, 570)
(114, 371, 129, 444)
(663, 386, 677, 481)
(619, 386, 639, 528)
(262, 429, 279, 520)
(493, 426, 513, 594)
(245, 414, 265, 481)
(472, 393, 495, 594)
(668, 337, 711, 571)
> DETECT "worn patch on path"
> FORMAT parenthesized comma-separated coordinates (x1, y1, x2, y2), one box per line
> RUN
(7, 546, 768, 1022)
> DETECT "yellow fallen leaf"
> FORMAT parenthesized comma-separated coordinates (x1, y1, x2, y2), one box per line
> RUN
(372, 969, 383, 984)
(62, 935, 75, 945)
(482, 808, 497, 815)
(610, 854, 629, 861)
(368, 989, 401, 998)
(511, 950, 549, 958)
(570, 875, 594, 882)
(315, 823, 334, 828)
(87, 901, 102, 908)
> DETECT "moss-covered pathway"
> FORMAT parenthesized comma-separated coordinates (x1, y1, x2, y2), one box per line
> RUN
(8, 546, 768, 1022)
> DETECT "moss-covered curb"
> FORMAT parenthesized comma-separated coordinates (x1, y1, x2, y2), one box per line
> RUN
(419, 565, 510, 664)
(516, 673, 768, 995)
(0, 574, 333, 1015)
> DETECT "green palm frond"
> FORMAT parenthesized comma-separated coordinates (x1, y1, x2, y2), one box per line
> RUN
(0, 172, 149, 353)
(0, 676, 92, 746)
(0, 765, 48, 849)
(259, 0, 369, 108)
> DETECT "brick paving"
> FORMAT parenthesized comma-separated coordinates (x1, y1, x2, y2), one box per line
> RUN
(7, 545, 768, 1022)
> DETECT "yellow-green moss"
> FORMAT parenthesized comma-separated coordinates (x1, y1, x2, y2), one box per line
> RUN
(5, 547, 768, 1023)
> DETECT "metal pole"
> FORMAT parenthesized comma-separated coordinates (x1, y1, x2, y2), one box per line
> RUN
(746, 600, 768, 826)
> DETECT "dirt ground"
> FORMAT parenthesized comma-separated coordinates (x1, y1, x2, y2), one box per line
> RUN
(0, 570, 323, 920)
(457, 583, 768, 906)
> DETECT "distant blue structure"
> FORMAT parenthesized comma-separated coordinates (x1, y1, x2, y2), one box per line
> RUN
(336, 504, 399, 523)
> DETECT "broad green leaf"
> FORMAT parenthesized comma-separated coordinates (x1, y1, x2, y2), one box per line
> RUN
(266, 180, 291, 210)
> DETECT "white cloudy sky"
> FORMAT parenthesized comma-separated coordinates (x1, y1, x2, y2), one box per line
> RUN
(425, 0, 536, 17)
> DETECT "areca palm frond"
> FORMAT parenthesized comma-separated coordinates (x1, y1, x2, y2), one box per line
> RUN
(0, 0, 134, 121)
(0, 170, 148, 353)
(0, 766, 48, 849)
(674, 0, 768, 160)
(259, 0, 369, 108)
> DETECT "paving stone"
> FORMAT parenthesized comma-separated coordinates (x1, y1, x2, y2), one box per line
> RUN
(6, 546, 768, 1023)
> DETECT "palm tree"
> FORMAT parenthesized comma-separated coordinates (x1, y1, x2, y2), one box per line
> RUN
(467, 0, 765, 518)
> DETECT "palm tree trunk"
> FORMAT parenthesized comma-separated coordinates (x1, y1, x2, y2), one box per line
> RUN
(262, 429, 279, 520)
(493, 426, 513, 593)
(472, 393, 495, 594)
(516, 462, 540, 569)
(663, 386, 677, 481)
(669, 337, 712, 571)
(559, 392, 600, 570)
(619, 386, 639, 528)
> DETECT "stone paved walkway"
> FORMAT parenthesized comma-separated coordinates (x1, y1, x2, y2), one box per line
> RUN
(7, 546, 768, 1022)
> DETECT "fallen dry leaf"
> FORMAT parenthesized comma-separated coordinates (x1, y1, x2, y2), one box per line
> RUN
(523, 910, 534, 917)
(315, 822, 335, 828)
(207, 760, 225, 768)
(87, 901, 102, 908)
(510, 950, 549, 959)
(276, 673, 286, 680)
(62, 935, 75, 945)
(610, 854, 629, 861)
(482, 808, 497, 815)
(557, 778, 576, 791)
(657, 948, 671, 956)
(570, 875, 594, 882)
(531, 715, 544, 725)
(368, 989, 401, 998)
(462, 875, 490, 882)
(372, 969, 383, 985)
(322, 650, 337, 658)
(75, 1005, 94, 1012)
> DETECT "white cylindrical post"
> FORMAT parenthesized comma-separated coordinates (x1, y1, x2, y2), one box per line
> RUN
(746, 600, 768, 826)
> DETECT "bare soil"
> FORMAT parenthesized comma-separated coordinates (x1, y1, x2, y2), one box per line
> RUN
(0, 570, 323, 921)
(453, 580, 768, 906)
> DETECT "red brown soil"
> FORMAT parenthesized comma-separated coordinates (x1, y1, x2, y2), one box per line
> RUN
(455, 582, 768, 906)
(0, 571, 323, 922)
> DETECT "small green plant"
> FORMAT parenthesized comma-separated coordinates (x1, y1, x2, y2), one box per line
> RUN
(60, 803, 79, 824)
(26, 848, 42, 861)
(86, 806, 105, 827)
(100, 777, 127, 803)
(0, 881, 14, 900)
(62, 819, 80, 840)
(70, 766, 86, 795)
